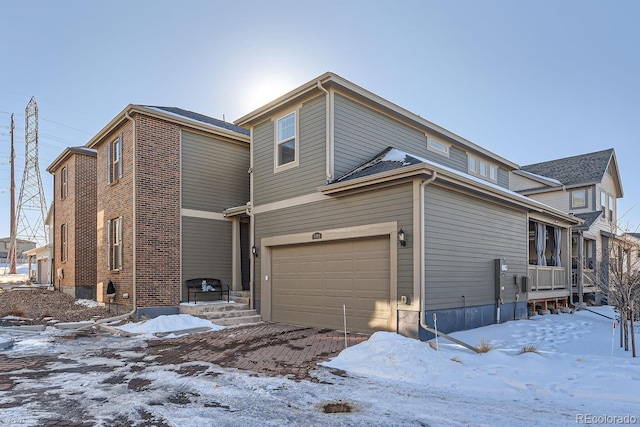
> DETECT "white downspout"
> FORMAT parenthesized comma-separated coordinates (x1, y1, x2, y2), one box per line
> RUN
(418, 172, 437, 333)
(317, 81, 334, 183)
(79, 113, 138, 330)
(248, 128, 255, 310)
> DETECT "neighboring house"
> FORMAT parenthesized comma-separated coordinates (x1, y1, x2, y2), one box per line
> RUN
(46, 147, 97, 298)
(233, 72, 580, 338)
(512, 149, 624, 304)
(84, 105, 250, 319)
(0, 238, 36, 263)
(23, 204, 54, 284)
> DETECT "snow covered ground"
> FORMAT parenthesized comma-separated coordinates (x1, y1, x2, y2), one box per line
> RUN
(0, 306, 638, 426)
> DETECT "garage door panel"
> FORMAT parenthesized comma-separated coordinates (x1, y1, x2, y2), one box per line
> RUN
(271, 236, 391, 334)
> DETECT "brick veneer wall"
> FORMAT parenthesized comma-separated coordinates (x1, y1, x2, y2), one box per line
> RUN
(74, 154, 97, 292)
(53, 157, 76, 295)
(135, 115, 181, 308)
(95, 115, 181, 309)
(96, 121, 135, 306)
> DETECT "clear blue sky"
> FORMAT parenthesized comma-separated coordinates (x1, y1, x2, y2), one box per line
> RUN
(1, 0, 639, 240)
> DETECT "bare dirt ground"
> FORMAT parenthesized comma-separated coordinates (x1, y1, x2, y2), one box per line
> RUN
(0, 288, 111, 325)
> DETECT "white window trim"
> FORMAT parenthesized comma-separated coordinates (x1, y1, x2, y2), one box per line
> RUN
(427, 137, 449, 157)
(274, 110, 299, 173)
(107, 133, 123, 184)
(468, 154, 498, 183)
(107, 216, 123, 271)
(61, 166, 68, 199)
(468, 156, 478, 173)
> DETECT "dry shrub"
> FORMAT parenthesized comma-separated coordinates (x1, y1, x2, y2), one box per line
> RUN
(519, 344, 539, 354)
(476, 338, 495, 353)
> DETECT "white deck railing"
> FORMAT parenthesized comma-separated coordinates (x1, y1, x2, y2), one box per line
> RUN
(528, 266, 569, 292)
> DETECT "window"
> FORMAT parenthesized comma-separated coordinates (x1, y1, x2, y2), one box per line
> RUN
(427, 137, 449, 156)
(468, 154, 498, 182)
(468, 157, 478, 173)
(571, 190, 586, 208)
(60, 167, 68, 199)
(275, 112, 297, 169)
(61, 223, 68, 262)
(608, 195, 614, 221)
(479, 160, 488, 177)
(107, 133, 123, 184)
(107, 217, 123, 270)
(489, 165, 498, 181)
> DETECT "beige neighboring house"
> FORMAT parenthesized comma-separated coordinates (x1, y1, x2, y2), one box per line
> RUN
(23, 205, 54, 284)
(0, 238, 36, 264)
(511, 149, 624, 305)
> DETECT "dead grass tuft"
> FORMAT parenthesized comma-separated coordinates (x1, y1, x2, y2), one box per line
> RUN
(519, 344, 540, 354)
(476, 338, 495, 353)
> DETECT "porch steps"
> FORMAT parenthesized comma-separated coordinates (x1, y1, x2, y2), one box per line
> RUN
(180, 291, 261, 327)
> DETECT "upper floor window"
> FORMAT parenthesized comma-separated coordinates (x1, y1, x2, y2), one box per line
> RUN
(107, 133, 123, 184)
(608, 195, 614, 221)
(275, 112, 298, 170)
(468, 154, 498, 183)
(489, 165, 498, 181)
(571, 189, 586, 208)
(60, 166, 68, 199)
(61, 223, 68, 262)
(469, 157, 478, 173)
(427, 137, 449, 157)
(107, 216, 123, 271)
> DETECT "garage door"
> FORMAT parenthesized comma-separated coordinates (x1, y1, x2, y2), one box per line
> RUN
(270, 236, 391, 333)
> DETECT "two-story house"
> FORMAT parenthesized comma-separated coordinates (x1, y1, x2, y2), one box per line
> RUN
(511, 149, 624, 305)
(46, 147, 97, 298)
(233, 72, 580, 338)
(84, 106, 250, 319)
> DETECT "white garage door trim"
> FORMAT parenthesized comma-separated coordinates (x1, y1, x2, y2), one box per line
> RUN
(261, 221, 398, 332)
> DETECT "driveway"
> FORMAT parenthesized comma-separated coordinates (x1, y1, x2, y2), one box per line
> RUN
(0, 322, 371, 426)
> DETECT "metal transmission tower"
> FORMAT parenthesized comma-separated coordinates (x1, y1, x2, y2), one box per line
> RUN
(15, 97, 48, 248)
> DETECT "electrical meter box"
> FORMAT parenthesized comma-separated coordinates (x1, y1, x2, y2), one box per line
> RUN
(495, 258, 508, 300)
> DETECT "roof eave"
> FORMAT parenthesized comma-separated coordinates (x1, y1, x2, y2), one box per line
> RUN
(46, 147, 97, 173)
(235, 72, 519, 170)
(86, 105, 250, 149)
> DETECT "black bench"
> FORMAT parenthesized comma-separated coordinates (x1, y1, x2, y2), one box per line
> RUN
(185, 278, 230, 304)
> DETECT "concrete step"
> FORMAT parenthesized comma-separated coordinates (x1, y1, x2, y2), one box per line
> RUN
(230, 291, 251, 298)
(202, 309, 258, 320)
(211, 315, 262, 327)
(230, 296, 250, 304)
(179, 302, 248, 316)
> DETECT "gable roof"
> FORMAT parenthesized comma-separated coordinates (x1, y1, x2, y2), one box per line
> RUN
(143, 106, 249, 135)
(46, 146, 97, 173)
(520, 149, 619, 190)
(572, 211, 604, 231)
(235, 72, 519, 170)
(86, 104, 249, 149)
(324, 147, 581, 225)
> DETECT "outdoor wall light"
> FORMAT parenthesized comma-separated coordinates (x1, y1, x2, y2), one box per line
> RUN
(252, 245, 259, 257)
(398, 229, 407, 247)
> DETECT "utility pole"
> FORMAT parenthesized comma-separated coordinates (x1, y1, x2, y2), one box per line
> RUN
(8, 114, 17, 274)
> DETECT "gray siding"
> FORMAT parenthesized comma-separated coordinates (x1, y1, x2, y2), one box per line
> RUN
(254, 183, 414, 306)
(497, 168, 509, 189)
(334, 94, 470, 177)
(182, 216, 233, 298)
(424, 185, 528, 310)
(253, 96, 327, 205)
(181, 130, 249, 212)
